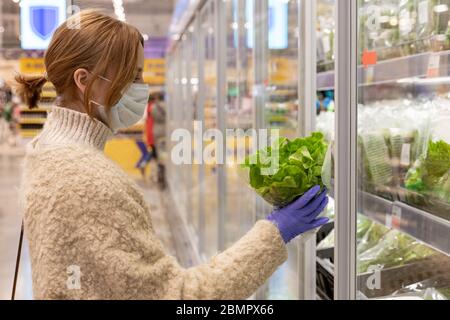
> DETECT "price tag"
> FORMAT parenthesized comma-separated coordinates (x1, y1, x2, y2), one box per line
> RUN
(385, 214, 392, 229)
(427, 53, 440, 78)
(362, 48, 378, 69)
(419, 1, 429, 24)
(391, 205, 402, 230)
(366, 66, 375, 84)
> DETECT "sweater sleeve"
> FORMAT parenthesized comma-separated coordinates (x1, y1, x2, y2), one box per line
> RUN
(62, 180, 287, 300)
(179, 220, 288, 299)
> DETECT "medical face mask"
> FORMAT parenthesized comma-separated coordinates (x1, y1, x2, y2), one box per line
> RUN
(90, 75, 150, 133)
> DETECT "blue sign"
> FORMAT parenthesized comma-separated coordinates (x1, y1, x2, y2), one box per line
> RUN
(20, 0, 67, 50)
(30, 6, 59, 40)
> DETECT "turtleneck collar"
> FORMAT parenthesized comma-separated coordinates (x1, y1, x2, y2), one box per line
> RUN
(32, 106, 113, 151)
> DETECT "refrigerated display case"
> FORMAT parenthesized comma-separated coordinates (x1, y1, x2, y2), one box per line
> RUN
(166, 0, 450, 300)
(332, 0, 450, 300)
(167, 0, 318, 300)
(355, 0, 450, 299)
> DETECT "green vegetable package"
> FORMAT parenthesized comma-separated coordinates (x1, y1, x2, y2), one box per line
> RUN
(242, 132, 328, 207)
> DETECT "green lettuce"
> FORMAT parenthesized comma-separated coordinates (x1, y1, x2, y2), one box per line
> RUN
(358, 230, 437, 274)
(405, 139, 450, 202)
(242, 132, 328, 207)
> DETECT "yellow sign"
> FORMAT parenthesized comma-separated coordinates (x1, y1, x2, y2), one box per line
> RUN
(143, 58, 166, 85)
(19, 58, 45, 74)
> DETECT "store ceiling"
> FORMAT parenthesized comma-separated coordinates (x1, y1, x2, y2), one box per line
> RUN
(72, 0, 175, 37)
(0, 0, 175, 53)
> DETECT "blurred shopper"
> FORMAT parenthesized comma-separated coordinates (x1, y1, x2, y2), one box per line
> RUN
(137, 92, 157, 180)
(144, 92, 156, 155)
(151, 91, 166, 188)
(135, 94, 156, 180)
(0, 85, 19, 146)
(15, 10, 328, 300)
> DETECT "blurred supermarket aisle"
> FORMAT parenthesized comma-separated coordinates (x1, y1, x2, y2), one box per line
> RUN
(0, 144, 194, 300)
(0, 144, 31, 300)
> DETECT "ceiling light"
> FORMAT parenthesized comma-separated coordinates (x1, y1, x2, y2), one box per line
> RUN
(112, 0, 126, 22)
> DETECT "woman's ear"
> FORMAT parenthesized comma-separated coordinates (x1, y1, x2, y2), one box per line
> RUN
(73, 68, 90, 94)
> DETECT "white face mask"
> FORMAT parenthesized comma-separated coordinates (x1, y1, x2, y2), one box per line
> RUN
(90, 75, 150, 133)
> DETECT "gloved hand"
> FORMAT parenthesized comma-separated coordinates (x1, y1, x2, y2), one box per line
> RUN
(267, 185, 329, 243)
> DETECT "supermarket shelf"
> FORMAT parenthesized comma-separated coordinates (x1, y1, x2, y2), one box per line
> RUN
(317, 50, 450, 91)
(20, 130, 41, 138)
(317, 70, 335, 91)
(361, 192, 450, 257)
(20, 107, 50, 113)
(19, 118, 47, 125)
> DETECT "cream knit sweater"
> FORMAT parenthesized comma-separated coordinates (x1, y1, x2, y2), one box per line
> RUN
(21, 106, 287, 300)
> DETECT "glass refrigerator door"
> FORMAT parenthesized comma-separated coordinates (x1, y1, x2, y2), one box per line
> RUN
(200, 1, 219, 259)
(189, 21, 201, 239)
(253, 0, 301, 300)
(167, 49, 184, 198)
(356, 0, 450, 300)
(223, 0, 256, 249)
(178, 35, 192, 225)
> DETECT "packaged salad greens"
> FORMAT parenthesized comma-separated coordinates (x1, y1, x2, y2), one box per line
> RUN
(242, 132, 328, 208)
(357, 229, 437, 274)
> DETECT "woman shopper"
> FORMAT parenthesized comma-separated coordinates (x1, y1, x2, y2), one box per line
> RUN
(16, 10, 329, 300)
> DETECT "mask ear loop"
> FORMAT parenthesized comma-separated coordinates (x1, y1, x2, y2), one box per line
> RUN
(96, 74, 112, 83)
(86, 71, 112, 122)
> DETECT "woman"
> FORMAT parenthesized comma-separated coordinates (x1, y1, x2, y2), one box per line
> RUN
(16, 10, 329, 300)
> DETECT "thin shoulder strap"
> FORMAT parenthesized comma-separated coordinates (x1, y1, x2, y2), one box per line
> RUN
(11, 220, 24, 300)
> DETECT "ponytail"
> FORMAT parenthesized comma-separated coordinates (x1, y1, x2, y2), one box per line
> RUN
(14, 73, 47, 109)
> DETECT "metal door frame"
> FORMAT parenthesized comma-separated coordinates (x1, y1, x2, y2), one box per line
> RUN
(297, 0, 318, 301)
(215, 0, 227, 252)
(334, 0, 358, 300)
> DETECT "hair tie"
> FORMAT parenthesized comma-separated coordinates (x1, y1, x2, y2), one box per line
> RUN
(43, 72, 48, 81)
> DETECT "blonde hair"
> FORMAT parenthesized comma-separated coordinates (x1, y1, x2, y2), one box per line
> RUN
(15, 10, 143, 114)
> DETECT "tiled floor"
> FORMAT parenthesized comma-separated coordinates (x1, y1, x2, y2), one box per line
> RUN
(0, 143, 186, 300)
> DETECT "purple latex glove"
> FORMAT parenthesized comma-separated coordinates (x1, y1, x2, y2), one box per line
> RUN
(267, 185, 329, 243)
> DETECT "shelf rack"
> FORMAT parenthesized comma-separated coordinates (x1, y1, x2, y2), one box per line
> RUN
(360, 192, 450, 257)
(317, 50, 450, 91)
